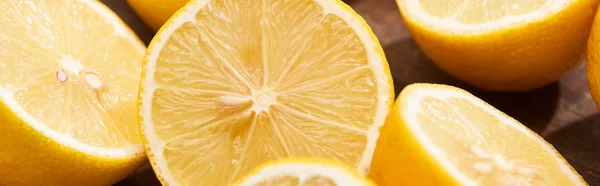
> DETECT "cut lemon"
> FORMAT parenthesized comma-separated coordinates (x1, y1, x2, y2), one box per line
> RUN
(370, 83, 586, 185)
(233, 158, 376, 186)
(0, 0, 146, 185)
(396, 0, 599, 91)
(138, 0, 394, 185)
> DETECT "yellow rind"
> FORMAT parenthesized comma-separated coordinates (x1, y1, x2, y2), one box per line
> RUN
(397, 0, 600, 92)
(127, 0, 189, 31)
(0, 99, 146, 186)
(586, 5, 600, 110)
(370, 84, 458, 186)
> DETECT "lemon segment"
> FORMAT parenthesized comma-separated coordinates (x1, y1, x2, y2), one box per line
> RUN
(0, 0, 146, 185)
(370, 84, 586, 185)
(139, 0, 393, 185)
(233, 158, 376, 186)
(419, 0, 549, 24)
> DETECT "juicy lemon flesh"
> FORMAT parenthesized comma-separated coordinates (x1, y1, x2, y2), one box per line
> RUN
(0, 0, 142, 148)
(418, 0, 549, 24)
(151, 0, 379, 185)
(417, 96, 575, 185)
(233, 158, 375, 186)
(253, 175, 336, 186)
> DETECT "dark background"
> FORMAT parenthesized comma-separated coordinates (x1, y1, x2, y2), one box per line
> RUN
(99, 0, 600, 185)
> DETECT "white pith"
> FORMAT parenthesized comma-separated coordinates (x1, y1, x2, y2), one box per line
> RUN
(139, 0, 392, 185)
(0, 0, 146, 158)
(401, 86, 584, 185)
(399, 0, 572, 34)
(238, 161, 368, 186)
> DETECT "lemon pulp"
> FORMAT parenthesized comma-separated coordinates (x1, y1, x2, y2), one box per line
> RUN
(233, 158, 375, 186)
(418, 0, 550, 23)
(416, 96, 576, 185)
(140, 0, 392, 185)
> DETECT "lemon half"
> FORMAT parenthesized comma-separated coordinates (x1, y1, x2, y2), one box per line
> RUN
(0, 0, 147, 185)
(371, 83, 586, 185)
(138, 0, 394, 185)
(397, 0, 599, 91)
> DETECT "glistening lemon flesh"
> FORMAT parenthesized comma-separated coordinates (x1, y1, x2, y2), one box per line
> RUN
(233, 158, 376, 186)
(370, 84, 586, 185)
(397, 0, 600, 91)
(138, 0, 393, 185)
(0, 0, 146, 185)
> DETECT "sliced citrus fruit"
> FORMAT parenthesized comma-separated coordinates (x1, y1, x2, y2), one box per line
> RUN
(396, 0, 599, 91)
(0, 0, 146, 185)
(233, 158, 376, 186)
(370, 83, 586, 185)
(138, 0, 394, 185)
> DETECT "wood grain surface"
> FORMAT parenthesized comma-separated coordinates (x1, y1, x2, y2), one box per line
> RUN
(100, 0, 600, 185)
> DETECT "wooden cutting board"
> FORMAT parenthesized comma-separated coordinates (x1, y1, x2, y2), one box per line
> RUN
(101, 0, 600, 185)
